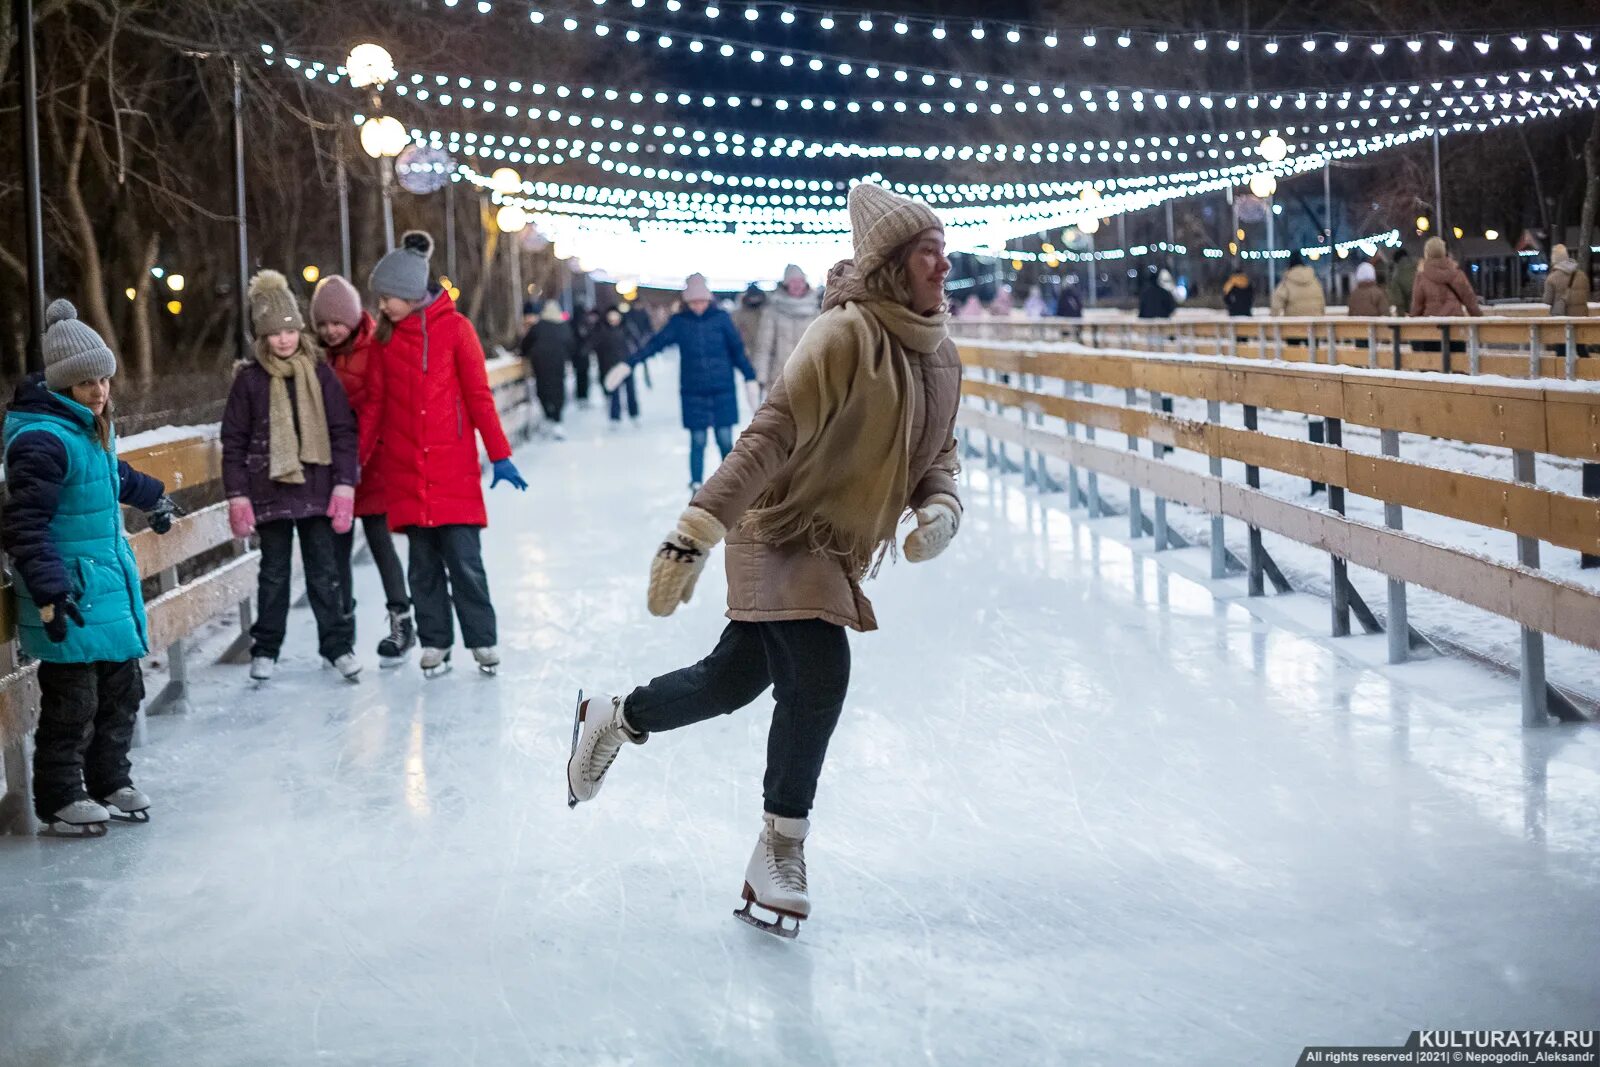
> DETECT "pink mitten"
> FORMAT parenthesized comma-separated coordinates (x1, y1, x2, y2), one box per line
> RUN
(327, 485, 356, 535)
(228, 497, 256, 539)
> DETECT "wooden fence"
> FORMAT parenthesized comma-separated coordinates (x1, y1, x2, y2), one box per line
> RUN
(956, 341, 1600, 726)
(954, 314, 1600, 381)
(0, 358, 532, 834)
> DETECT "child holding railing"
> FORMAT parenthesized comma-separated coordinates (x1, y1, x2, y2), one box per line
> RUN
(1, 300, 179, 836)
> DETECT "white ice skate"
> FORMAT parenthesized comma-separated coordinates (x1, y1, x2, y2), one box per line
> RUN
(420, 647, 452, 677)
(735, 814, 810, 939)
(470, 646, 499, 675)
(41, 799, 111, 838)
(249, 656, 275, 683)
(325, 652, 362, 682)
(566, 691, 645, 808)
(99, 786, 151, 823)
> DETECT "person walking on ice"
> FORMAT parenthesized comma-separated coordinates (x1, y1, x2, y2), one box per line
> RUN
(603, 273, 759, 494)
(569, 184, 964, 937)
(2, 300, 181, 835)
(363, 231, 528, 677)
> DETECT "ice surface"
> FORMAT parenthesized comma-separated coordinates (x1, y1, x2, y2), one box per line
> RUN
(1, 359, 1598, 1066)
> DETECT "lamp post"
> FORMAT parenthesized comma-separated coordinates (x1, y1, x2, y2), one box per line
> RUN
(1079, 216, 1101, 307)
(495, 200, 528, 344)
(347, 43, 402, 249)
(1250, 172, 1279, 291)
(15, 0, 45, 372)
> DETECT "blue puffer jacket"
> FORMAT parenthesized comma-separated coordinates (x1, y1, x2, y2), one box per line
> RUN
(1, 375, 163, 664)
(628, 305, 757, 430)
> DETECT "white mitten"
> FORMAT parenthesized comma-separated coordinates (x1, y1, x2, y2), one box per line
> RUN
(903, 494, 961, 563)
(648, 506, 727, 616)
(604, 363, 633, 393)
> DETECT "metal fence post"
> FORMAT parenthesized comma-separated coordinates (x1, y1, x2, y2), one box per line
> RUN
(1125, 386, 1142, 539)
(1367, 323, 1379, 369)
(1529, 324, 1541, 378)
(1381, 428, 1408, 664)
(1206, 399, 1227, 580)
(1244, 404, 1264, 596)
(1566, 323, 1578, 381)
(1327, 417, 1350, 637)
(1065, 376, 1081, 509)
(146, 566, 191, 717)
(1084, 382, 1102, 518)
(1513, 448, 1552, 727)
(1148, 390, 1168, 550)
(1467, 323, 1481, 376)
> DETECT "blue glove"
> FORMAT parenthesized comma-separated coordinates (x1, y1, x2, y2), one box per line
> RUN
(491, 458, 528, 491)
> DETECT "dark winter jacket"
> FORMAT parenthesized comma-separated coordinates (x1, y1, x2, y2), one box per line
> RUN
(1387, 255, 1418, 316)
(221, 357, 359, 525)
(1138, 282, 1177, 320)
(521, 319, 577, 379)
(628, 305, 757, 430)
(365, 288, 512, 530)
(586, 322, 635, 378)
(1223, 274, 1255, 317)
(1, 374, 163, 664)
(1055, 288, 1083, 318)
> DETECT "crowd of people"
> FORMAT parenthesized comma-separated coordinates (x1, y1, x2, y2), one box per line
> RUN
(2, 183, 969, 940)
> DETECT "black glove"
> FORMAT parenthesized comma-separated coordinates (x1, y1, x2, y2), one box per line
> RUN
(146, 495, 184, 535)
(41, 593, 84, 643)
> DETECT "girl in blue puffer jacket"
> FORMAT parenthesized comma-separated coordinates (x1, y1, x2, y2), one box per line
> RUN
(605, 274, 759, 492)
(1, 300, 178, 837)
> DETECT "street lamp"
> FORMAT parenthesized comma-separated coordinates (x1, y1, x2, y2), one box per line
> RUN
(1249, 173, 1279, 290)
(491, 167, 523, 195)
(345, 43, 396, 89)
(1258, 134, 1288, 163)
(360, 115, 409, 248)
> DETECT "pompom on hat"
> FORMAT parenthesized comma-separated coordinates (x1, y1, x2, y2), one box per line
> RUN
(846, 182, 942, 278)
(248, 269, 304, 337)
(41, 298, 117, 391)
(369, 230, 436, 303)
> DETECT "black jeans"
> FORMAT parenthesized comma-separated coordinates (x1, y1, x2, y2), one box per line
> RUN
(252, 516, 355, 661)
(333, 513, 410, 617)
(407, 524, 496, 649)
(33, 659, 144, 818)
(607, 374, 639, 421)
(626, 619, 851, 819)
(572, 347, 593, 402)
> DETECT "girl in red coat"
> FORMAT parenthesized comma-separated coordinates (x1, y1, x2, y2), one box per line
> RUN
(311, 274, 417, 666)
(364, 231, 527, 676)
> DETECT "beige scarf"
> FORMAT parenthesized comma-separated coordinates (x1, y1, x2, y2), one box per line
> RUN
(741, 260, 950, 578)
(255, 346, 331, 485)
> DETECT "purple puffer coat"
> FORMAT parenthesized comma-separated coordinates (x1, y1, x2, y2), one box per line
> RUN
(221, 360, 359, 524)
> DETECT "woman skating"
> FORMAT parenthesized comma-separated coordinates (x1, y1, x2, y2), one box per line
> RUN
(568, 184, 964, 937)
(604, 274, 759, 493)
(588, 306, 640, 427)
(2, 300, 179, 836)
(222, 271, 361, 683)
(363, 231, 527, 677)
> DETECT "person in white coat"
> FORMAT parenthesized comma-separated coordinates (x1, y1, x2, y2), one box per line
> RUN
(752, 264, 819, 393)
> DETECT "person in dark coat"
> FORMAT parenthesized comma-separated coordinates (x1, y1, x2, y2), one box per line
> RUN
(1137, 266, 1177, 319)
(605, 273, 758, 490)
(587, 306, 640, 425)
(570, 305, 600, 407)
(221, 270, 360, 682)
(520, 300, 577, 439)
(1223, 268, 1255, 317)
(1055, 280, 1083, 318)
(1, 299, 177, 835)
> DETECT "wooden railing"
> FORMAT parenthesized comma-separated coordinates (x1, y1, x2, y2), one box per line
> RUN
(953, 315, 1600, 381)
(0, 358, 532, 834)
(956, 340, 1600, 726)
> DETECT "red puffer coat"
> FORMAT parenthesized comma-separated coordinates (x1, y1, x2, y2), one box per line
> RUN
(365, 290, 512, 530)
(327, 312, 387, 518)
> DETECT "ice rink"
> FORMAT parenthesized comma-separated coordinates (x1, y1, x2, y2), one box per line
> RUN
(2, 362, 1598, 1066)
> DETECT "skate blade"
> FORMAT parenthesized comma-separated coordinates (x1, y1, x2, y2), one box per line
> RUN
(734, 885, 803, 939)
(477, 664, 497, 676)
(566, 690, 584, 809)
(107, 809, 150, 824)
(40, 821, 108, 838)
(422, 662, 452, 678)
(378, 655, 408, 670)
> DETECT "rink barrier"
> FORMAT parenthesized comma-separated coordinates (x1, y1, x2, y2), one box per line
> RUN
(953, 315, 1600, 382)
(0, 358, 533, 835)
(956, 342, 1600, 727)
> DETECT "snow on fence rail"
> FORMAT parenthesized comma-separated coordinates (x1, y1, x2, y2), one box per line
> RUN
(954, 314, 1600, 381)
(0, 359, 532, 835)
(956, 340, 1600, 727)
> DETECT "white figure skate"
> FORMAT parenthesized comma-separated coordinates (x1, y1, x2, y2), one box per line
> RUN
(99, 786, 151, 823)
(470, 647, 499, 675)
(249, 656, 274, 684)
(420, 647, 452, 677)
(325, 653, 362, 682)
(735, 814, 810, 939)
(566, 691, 644, 808)
(41, 799, 111, 838)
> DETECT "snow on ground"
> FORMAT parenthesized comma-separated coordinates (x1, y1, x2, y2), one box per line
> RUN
(1, 357, 1597, 1066)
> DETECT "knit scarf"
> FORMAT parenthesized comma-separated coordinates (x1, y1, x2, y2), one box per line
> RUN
(741, 259, 950, 578)
(254, 347, 330, 485)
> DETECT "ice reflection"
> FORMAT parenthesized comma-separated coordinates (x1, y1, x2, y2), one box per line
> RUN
(404, 711, 431, 818)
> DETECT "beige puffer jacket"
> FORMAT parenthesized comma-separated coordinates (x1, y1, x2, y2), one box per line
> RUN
(693, 330, 963, 632)
(1271, 265, 1327, 316)
(752, 287, 821, 386)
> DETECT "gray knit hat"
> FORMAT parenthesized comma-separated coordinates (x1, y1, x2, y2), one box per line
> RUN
(847, 183, 942, 278)
(248, 269, 304, 337)
(368, 230, 435, 302)
(42, 298, 117, 391)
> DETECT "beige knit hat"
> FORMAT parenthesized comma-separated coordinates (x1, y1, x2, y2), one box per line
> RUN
(248, 269, 304, 337)
(847, 182, 942, 277)
(683, 273, 713, 302)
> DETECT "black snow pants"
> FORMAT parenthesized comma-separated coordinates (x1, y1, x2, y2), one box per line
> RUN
(33, 659, 144, 819)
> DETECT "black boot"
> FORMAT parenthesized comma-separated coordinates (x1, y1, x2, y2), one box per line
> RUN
(377, 609, 417, 667)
